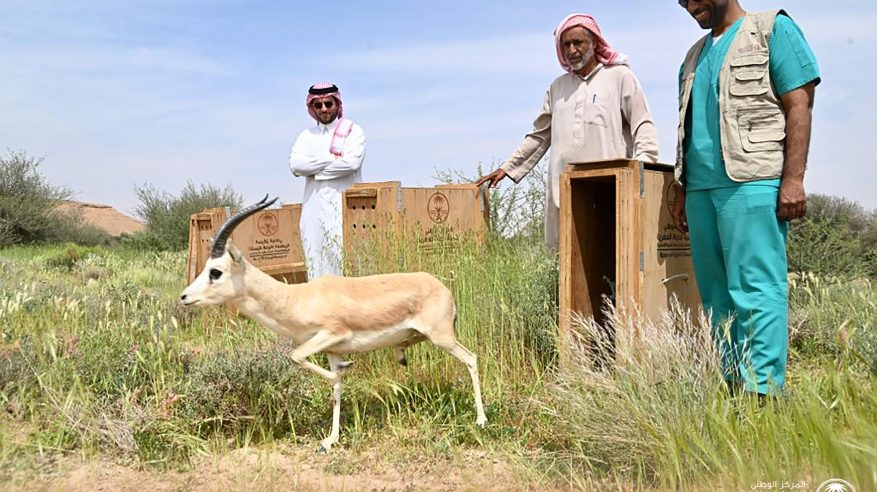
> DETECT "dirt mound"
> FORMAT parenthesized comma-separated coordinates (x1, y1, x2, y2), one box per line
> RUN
(55, 201, 144, 237)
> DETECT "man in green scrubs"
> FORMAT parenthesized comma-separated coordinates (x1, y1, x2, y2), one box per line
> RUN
(672, 0, 820, 396)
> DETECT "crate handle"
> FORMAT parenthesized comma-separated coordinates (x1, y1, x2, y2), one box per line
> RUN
(346, 189, 378, 198)
(662, 273, 689, 284)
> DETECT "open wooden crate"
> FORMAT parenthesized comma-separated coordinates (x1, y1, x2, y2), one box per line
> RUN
(342, 181, 489, 274)
(559, 159, 700, 352)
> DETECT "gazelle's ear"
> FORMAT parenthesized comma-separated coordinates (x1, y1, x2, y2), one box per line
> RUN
(228, 244, 244, 264)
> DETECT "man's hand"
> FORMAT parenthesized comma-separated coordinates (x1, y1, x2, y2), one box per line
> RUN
(777, 178, 806, 221)
(672, 185, 688, 234)
(474, 168, 508, 188)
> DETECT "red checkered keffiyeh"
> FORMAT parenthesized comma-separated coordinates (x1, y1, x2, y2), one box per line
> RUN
(306, 82, 353, 157)
(554, 14, 629, 71)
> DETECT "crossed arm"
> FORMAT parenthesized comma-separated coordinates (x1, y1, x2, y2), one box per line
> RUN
(289, 125, 366, 181)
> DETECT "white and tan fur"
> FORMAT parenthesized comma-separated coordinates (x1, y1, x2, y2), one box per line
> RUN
(180, 243, 487, 452)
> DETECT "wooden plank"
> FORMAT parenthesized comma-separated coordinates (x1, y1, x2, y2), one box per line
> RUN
(559, 174, 573, 340)
(567, 158, 638, 172)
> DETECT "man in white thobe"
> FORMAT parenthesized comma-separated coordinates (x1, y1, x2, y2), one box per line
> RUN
(476, 14, 659, 250)
(290, 82, 366, 280)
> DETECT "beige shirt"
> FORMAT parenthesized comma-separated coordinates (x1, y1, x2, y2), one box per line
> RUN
(500, 63, 659, 248)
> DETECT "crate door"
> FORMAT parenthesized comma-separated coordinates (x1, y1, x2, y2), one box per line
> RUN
(640, 172, 700, 320)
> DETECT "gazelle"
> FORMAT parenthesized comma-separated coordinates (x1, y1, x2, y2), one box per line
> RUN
(179, 196, 487, 452)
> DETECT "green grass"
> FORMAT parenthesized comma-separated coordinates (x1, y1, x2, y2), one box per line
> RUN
(1, 240, 875, 490)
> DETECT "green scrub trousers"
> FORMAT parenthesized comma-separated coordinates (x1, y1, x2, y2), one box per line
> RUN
(685, 186, 789, 395)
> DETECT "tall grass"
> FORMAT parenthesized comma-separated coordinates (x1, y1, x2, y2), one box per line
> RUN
(546, 303, 877, 490)
(1, 238, 875, 490)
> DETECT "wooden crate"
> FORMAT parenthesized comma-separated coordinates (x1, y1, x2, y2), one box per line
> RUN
(342, 182, 489, 273)
(559, 159, 700, 347)
(186, 203, 307, 285)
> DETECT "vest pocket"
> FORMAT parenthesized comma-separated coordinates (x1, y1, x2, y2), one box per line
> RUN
(730, 71, 769, 96)
(729, 52, 771, 99)
(739, 110, 785, 152)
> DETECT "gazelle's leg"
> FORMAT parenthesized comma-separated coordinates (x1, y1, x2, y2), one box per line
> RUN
(434, 339, 488, 427)
(290, 330, 350, 382)
(318, 354, 349, 453)
(393, 345, 408, 366)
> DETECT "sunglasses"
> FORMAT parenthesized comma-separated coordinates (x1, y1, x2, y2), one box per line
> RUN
(312, 100, 335, 110)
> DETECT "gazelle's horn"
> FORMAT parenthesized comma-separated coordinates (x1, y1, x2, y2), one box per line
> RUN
(210, 194, 278, 258)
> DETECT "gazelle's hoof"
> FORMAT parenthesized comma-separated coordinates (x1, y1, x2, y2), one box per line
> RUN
(317, 437, 337, 453)
(398, 356, 408, 367)
(476, 416, 488, 428)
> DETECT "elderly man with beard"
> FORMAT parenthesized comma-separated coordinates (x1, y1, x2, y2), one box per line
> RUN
(672, 0, 820, 397)
(476, 13, 659, 250)
(290, 83, 366, 280)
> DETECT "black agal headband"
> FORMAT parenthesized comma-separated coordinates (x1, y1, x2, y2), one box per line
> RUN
(308, 84, 339, 95)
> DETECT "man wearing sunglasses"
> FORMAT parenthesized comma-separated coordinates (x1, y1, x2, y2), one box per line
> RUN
(671, 0, 820, 397)
(476, 13, 659, 250)
(290, 82, 366, 280)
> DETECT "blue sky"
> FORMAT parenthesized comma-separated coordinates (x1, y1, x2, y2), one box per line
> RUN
(2, 0, 874, 215)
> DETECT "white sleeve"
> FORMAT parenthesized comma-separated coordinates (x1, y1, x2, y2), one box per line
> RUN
(620, 69, 659, 164)
(314, 124, 366, 181)
(289, 132, 334, 177)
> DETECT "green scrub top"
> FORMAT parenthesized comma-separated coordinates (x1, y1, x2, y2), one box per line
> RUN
(682, 14, 821, 191)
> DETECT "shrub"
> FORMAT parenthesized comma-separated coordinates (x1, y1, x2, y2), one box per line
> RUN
(44, 243, 102, 271)
(131, 181, 243, 251)
(0, 151, 114, 247)
(0, 151, 71, 246)
(788, 194, 877, 278)
(181, 347, 325, 441)
(51, 209, 114, 246)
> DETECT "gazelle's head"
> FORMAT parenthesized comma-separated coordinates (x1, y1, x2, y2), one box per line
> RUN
(179, 195, 277, 308)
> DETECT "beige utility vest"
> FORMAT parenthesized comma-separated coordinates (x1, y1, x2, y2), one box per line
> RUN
(675, 10, 787, 185)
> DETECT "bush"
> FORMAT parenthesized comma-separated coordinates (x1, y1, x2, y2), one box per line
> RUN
(788, 194, 877, 278)
(181, 347, 325, 441)
(0, 151, 70, 246)
(131, 181, 243, 251)
(0, 151, 113, 247)
(44, 243, 102, 271)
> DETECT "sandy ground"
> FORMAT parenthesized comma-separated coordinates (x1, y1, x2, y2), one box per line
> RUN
(55, 201, 144, 237)
(1, 445, 552, 492)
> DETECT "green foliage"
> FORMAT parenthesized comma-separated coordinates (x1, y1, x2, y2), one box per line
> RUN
(43, 243, 103, 271)
(50, 211, 114, 247)
(0, 150, 70, 246)
(0, 150, 108, 247)
(181, 347, 325, 442)
(131, 180, 243, 251)
(788, 194, 877, 277)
